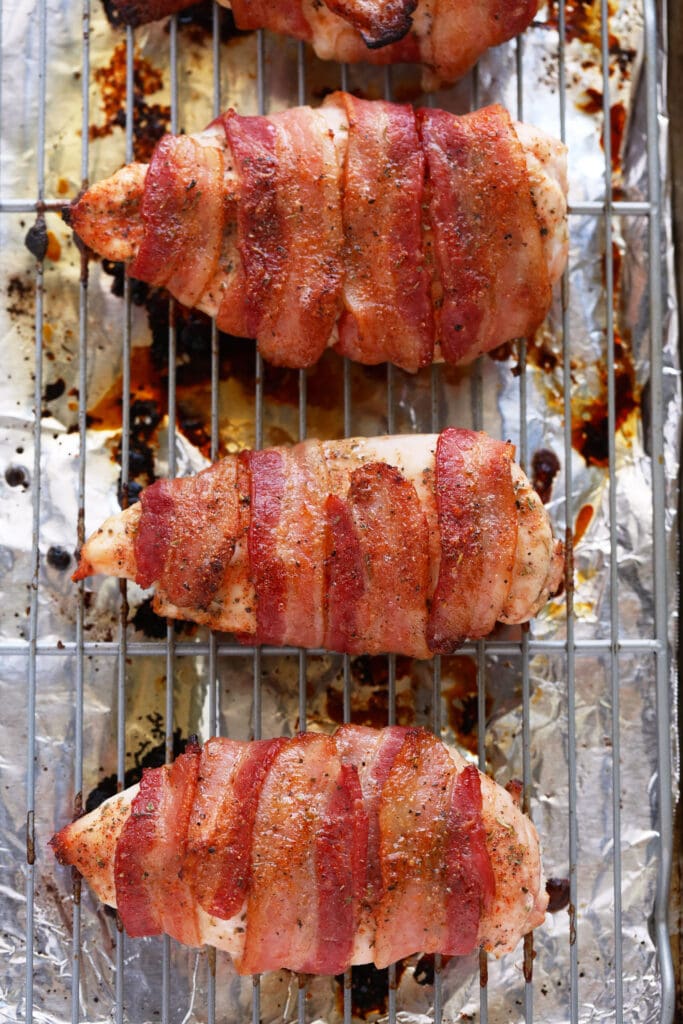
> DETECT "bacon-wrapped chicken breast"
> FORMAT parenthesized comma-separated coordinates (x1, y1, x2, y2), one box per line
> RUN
(51, 725, 547, 972)
(74, 430, 564, 656)
(105, 1, 539, 91)
(71, 96, 568, 373)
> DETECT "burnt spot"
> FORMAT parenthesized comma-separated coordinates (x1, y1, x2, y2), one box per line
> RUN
(531, 449, 560, 504)
(545, 877, 571, 913)
(46, 546, 72, 571)
(334, 962, 404, 1019)
(85, 727, 188, 812)
(102, 259, 150, 306)
(25, 218, 49, 261)
(5, 465, 30, 490)
(441, 655, 488, 755)
(130, 596, 168, 638)
(326, 655, 417, 730)
(571, 337, 637, 468)
(43, 378, 66, 404)
(118, 479, 144, 507)
(175, 2, 246, 44)
(543, 1, 618, 51)
(89, 42, 170, 163)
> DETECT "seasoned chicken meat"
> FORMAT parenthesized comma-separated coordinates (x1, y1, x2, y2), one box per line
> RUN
(74, 430, 564, 656)
(51, 726, 548, 972)
(70, 96, 568, 373)
(105, 0, 540, 91)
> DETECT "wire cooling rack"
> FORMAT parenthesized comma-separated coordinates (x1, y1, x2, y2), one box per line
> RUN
(0, 0, 676, 1021)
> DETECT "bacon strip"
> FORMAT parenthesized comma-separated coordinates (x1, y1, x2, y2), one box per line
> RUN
(248, 442, 330, 647)
(327, 93, 433, 373)
(374, 729, 457, 966)
(419, 104, 551, 364)
(335, 724, 409, 907)
(324, 462, 431, 656)
(115, 742, 201, 945)
(323, 0, 417, 46)
(224, 108, 344, 367)
(184, 737, 286, 919)
(134, 458, 240, 610)
(222, 113, 281, 340)
(445, 763, 496, 955)
(241, 733, 365, 975)
(427, 428, 518, 651)
(247, 449, 288, 644)
(129, 135, 224, 308)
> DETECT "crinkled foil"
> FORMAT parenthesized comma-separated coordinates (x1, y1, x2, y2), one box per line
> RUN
(0, 1, 679, 1022)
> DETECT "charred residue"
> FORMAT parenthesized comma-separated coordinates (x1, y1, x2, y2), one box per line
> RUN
(543, 0, 618, 50)
(90, 42, 170, 162)
(24, 219, 49, 261)
(545, 876, 571, 913)
(43, 378, 66, 404)
(129, 595, 195, 638)
(174, 3, 247, 44)
(46, 546, 72, 571)
(5, 465, 30, 490)
(334, 962, 410, 1019)
(576, 89, 627, 173)
(531, 448, 560, 504)
(85, 728, 187, 812)
(441, 655, 487, 755)
(326, 655, 417, 729)
(570, 335, 637, 468)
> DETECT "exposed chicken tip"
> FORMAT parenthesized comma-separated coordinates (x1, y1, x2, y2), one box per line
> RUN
(71, 558, 92, 583)
(48, 827, 72, 865)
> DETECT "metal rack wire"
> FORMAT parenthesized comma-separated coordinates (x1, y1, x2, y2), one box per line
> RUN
(0, 0, 675, 1021)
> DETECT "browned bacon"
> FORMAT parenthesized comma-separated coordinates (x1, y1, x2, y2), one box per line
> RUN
(129, 135, 225, 309)
(183, 738, 286, 919)
(325, 462, 431, 655)
(51, 726, 547, 971)
(323, 0, 417, 46)
(104, 1, 539, 91)
(115, 741, 202, 944)
(329, 93, 434, 372)
(427, 428, 519, 650)
(419, 105, 551, 364)
(223, 107, 344, 367)
(70, 97, 567, 373)
(74, 432, 564, 655)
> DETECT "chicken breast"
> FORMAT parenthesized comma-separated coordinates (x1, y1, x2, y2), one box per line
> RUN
(70, 97, 567, 373)
(74, 430, 564, 656)
(51, 726, 548, 972)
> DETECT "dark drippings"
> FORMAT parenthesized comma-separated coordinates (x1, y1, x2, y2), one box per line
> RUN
(24, 219, 48, 261)
(85, 728, 187, 812)
(43, 378, 66, 404)
(545, 877, 571, 913)
(5, 465, 30, 489)
(326, 655, 416, 729)
(334, 962, 409, 1019)
(46, 546, 72, 571)
(89, 43, 170, 162)
(571, 337, 637, 468)
(531, 448, 560, 504)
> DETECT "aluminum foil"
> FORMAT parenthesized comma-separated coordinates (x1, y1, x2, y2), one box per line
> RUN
(0, 1, 678, 1022)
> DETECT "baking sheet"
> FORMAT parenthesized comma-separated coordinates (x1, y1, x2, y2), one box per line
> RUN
(0, 0, 679, 1021)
